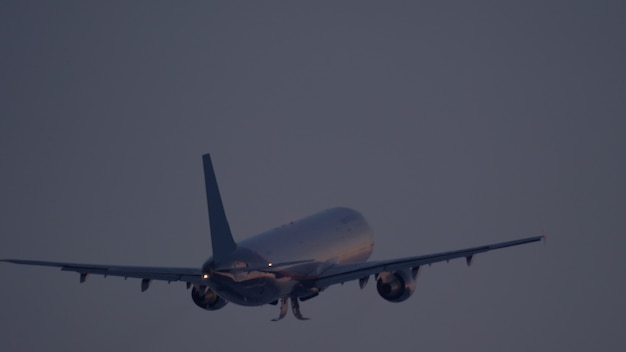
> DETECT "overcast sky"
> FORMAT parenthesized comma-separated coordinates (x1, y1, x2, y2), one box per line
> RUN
(1, 1, 625, 351)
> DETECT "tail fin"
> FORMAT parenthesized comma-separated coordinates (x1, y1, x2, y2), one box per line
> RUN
(202, 154, 237, 262)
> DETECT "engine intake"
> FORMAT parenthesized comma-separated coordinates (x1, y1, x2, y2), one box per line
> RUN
(376, 269, 416, 303)
(191, 285, 228, 310)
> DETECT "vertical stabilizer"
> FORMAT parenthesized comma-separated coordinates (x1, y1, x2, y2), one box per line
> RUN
(202, 154, 237, 262)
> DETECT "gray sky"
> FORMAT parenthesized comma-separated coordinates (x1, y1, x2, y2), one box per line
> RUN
(1, 1, 624, 351)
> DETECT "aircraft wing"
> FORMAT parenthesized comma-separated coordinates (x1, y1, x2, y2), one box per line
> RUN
(311, 235, 543, 289)
(0, 259, 202, 289)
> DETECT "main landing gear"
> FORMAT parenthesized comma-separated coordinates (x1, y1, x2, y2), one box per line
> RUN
(271, 297, 309, 321)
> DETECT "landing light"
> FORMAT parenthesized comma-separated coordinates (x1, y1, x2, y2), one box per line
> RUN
(202, 273, 209, 280)
(268, 263, 273, 267)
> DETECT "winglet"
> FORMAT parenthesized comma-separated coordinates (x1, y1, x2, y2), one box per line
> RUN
(203, 154, 237, 262)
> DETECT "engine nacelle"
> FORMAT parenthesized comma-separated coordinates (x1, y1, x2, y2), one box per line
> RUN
(376, 269, 416, 303)
(191, 286, 228, 311)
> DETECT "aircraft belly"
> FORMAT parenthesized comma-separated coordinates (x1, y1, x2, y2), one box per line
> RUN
(211, 275, 295, 306)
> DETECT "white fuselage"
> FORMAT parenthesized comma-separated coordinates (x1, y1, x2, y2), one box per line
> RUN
(202, 207, 374, 306)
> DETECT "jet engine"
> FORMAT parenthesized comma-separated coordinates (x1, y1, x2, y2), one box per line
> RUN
(191, 285, 228, 310)
(376, 269, 416, 303)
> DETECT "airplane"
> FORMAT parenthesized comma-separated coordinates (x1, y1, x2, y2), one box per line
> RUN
(1, 154, 543, 321)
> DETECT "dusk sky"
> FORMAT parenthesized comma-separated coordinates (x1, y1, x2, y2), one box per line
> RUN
(1, 2, 624, 351)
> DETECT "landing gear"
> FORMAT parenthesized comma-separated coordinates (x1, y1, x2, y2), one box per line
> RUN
(291, 297, 309, 321)
(271, 297, 289, 321)
(271, 297, 309, 321)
